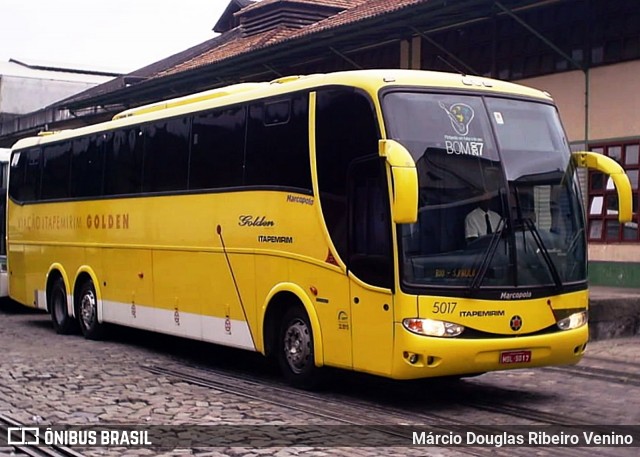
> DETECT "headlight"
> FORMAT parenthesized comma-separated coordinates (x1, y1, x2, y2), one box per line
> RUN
(403, 318, 464, 337)
(557, 310, 588, 330)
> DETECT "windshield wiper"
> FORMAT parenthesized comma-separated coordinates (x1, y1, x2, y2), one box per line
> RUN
(470, 217, 506, 290)
(523, 218, 562, 289)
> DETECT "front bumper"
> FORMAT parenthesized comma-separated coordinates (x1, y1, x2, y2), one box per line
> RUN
(390, 323, 588, 380)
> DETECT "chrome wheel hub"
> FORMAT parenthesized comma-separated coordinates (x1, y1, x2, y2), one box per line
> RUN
(80, 290, 96, 328)
(284, 319, 311, 374)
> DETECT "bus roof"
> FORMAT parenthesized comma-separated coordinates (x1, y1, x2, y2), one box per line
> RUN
(11, 69, 552, 150)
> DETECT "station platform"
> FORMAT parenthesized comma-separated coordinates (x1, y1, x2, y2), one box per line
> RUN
(589, 285, 640, 340)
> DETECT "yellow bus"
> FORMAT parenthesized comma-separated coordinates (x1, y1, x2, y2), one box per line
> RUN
(7, 70, 632, 387)
(0, 148, 10, 298)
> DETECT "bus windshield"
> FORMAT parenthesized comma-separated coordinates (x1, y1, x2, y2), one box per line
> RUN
(383, 91, 586, 291)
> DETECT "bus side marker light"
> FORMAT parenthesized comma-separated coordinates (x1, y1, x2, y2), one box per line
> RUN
(403, 318, 464, 337)
(556, 311, 588, 331)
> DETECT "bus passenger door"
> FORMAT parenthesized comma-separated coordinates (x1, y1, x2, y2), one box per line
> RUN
(348, 158, 395, 376)
(313, 87, 391, 373)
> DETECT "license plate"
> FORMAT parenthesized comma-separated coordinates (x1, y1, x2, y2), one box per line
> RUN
(500, 350, 532, 364)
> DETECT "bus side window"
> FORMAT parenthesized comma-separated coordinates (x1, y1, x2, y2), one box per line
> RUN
(8, 152, 25, 202)
(143, 117, 190, 193)
(70, 134, 105, 198)
(42, 143, 72, 200)
(348, 157, 393, 289)
(190, 106, 245, 190)
(104, 127, 144, 196)
(315, 88, 381, 275)
(9, 148, 41, 202)
(244, 93, 311, 191)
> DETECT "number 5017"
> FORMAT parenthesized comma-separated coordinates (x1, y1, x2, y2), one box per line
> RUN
(432, 301, 457, 314)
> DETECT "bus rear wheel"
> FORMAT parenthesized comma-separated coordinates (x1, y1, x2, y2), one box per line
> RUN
(77, 279, 104, 340)
(277, 307, 320, 389)
(49, 278, 77, 334)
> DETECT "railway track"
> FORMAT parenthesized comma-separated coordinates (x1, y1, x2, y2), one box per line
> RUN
(145, 364, 517, 456)
(144, 362, 634, 457)
(540, 353, 640, 387)
(582, 354, 640, 371)
(543, 364, 640, 387)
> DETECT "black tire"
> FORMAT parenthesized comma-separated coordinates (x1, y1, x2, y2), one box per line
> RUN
(49, 277, 77, 335)
(77, 278, 105, 340)
(277, 306, 321, 389)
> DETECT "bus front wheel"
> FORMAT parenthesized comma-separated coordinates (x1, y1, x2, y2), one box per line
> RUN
(277, 307, 320, 389)
(77, 279, 104, 340)
(49, 277, 77, 335)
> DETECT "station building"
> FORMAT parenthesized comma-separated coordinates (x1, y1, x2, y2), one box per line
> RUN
(1, 0, 638, 286)
(0, 59, 119, 139)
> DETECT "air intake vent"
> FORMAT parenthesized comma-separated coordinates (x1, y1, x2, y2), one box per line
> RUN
(238, 1, 345, 37)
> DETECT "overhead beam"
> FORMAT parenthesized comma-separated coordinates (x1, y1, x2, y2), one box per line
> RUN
(410, 26, 478, 75)
(494, 0, 584, 71)
(329, 47, 363, 70)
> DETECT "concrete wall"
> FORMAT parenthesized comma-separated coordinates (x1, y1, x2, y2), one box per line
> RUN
(589, 61, 640, 142)
(0, 75, 99, 115)
(517, 60, 640, 144)
(518, 70, 588, 143)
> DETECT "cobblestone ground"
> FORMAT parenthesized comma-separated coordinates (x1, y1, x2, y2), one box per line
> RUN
(0, 303, 466, 457)
(0, 300, 638, 457)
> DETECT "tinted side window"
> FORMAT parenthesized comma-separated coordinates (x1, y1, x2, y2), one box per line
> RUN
(9, 148, 41, 202)
(70, 134, 105, 197)
(143, 117, 190, 193)
(0, 161, 8, 189)
(315, 88, 380, 261)
(349, 158, 393, 288)
(41, 143, 71, 200)
(190, 106, 245, 189)
(8, 152, 25, 201)
(244, 94, 311, 190)
(104, 128, 144, 195)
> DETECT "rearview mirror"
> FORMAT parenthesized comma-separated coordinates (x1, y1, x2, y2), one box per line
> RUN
(379, 140, 418, 223)
(572, 151, 633, 223)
